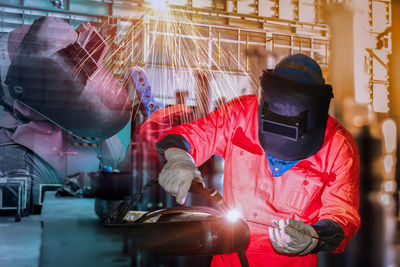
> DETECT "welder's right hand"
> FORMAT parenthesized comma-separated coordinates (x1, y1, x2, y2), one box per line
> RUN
(159, 148, 203, 205)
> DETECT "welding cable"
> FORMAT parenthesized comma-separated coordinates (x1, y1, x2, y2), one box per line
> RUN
(236, 250, 249, 267)
(105, 177, 160, 224)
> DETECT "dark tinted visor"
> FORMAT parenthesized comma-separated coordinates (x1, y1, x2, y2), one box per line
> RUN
(261, 104, 307, 141)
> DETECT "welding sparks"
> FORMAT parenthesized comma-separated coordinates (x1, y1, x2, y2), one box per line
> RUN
(74, 2, 256, 124)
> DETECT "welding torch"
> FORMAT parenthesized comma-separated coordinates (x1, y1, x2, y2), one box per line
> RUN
(188, 180, 230, 212)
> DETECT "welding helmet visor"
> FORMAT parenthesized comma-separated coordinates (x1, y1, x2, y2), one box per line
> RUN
(6, 17, 132, 140)
(259, 70, 333, 160)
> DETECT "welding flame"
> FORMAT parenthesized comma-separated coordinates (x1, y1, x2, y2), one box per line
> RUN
(225, 209, 242, 222)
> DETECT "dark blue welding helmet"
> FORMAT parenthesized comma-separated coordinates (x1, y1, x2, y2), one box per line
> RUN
(259, 54, 333, 161)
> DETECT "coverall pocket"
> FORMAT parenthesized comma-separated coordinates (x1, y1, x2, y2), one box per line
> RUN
(231, 144, 262, 181)
(283, 171, 324, 215)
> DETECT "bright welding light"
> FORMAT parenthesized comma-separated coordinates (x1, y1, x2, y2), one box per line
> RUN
(225, 209, 242, 223)
(148, 0, 168, 9)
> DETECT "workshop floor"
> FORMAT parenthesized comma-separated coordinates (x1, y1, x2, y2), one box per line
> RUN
(0, 214, 41, 267)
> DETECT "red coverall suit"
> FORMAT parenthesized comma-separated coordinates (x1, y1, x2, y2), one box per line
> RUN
(159, 94, 360, 267)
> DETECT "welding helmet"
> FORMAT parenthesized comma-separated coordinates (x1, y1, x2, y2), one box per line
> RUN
(0, 24, 31, 111)
(5, 17, 132, 140)
(259, 54, 333, 160)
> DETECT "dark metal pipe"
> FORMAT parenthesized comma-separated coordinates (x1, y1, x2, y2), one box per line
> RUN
(113, 216, 250, 257)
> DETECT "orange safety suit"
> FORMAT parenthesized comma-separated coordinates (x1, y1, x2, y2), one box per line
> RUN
(159, 95, 360, 267)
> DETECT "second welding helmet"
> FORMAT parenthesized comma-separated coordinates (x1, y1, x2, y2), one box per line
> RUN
(259, 54, 333, 161)
(5, 17, 132, 140)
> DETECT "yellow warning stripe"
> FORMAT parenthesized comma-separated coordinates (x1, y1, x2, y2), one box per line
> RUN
(68, 135, 100, 147)
(70, 142, 99, 147)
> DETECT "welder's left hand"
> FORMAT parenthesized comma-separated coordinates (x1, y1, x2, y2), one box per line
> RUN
(268, 218, 318, 255)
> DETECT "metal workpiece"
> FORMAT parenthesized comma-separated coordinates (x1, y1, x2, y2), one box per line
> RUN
(117, 215, 250, 257)
(94, 177, 229, 225)
(93, 177, 251, 265)
(125, 206, 219, 223)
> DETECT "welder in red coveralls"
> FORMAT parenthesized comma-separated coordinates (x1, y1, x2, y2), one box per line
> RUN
(156, 54, 360, 267)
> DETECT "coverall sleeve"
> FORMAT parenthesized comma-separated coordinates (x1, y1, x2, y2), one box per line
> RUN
(157, 96, 249, 167)
(318, 135, 361, 253)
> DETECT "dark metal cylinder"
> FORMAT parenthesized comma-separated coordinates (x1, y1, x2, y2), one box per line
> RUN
(119, 216, 250, 256)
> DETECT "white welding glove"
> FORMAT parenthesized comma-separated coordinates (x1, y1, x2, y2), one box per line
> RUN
(158, 148, 203, 204)
(268, 218, 319, 255)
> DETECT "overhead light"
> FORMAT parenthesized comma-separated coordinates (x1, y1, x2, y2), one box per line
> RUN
(383, 155, 394, 174)
(148, 0, 168, 9)
(379, 193, 391, 206)
(382, 119, 397, 153)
